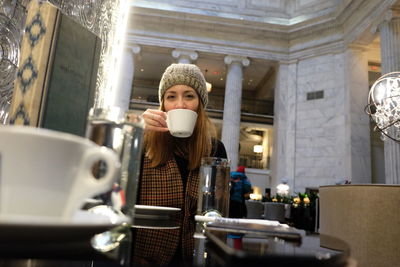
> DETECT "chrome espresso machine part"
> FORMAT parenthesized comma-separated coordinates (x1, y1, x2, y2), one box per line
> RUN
(85, 107, 144, 218)
(194, 157, 230, 266)
(197, 157, 231, 218)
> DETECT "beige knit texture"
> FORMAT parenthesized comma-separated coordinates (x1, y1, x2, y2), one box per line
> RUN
(159, 63, 208, 107)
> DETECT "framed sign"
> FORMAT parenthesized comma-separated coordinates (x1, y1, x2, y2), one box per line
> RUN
(40, 13, 101, 137)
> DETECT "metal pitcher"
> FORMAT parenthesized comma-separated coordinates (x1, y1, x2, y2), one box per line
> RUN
(197, 157, 231, 217)
(194, 157, 230, 267)
(85, 107, 144, 218)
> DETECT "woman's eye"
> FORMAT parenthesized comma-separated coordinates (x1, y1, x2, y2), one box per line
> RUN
(166, 95, 175, 99)
(185, 94, 195, 99)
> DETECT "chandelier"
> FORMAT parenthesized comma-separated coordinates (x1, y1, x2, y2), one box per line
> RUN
(366, 72, 400, 142)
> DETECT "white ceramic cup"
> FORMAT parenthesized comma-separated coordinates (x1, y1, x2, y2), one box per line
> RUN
(166, 109, 198, 138)
(0, 126, 120, 220)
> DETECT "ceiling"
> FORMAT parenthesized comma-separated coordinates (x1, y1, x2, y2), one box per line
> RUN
(129, 0, 388, 101)
(131, 0, 350, 27)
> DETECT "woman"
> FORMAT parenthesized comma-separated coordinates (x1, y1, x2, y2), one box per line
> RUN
(133, 63, 227, 266)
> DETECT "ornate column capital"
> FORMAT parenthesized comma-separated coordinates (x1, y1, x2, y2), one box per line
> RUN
(224, 55, 250, 67)
(370, 6, 400, 34)
(172, 49, 198, 62)
(126, 44, 141, 56)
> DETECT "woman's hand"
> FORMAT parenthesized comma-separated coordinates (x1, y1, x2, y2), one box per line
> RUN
(141, 109, 169, 132)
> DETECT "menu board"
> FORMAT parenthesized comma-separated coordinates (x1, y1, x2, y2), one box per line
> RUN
(41, 12, 101, 137)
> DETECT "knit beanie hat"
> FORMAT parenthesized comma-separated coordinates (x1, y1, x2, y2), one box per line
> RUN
(159, 63, 208, 107)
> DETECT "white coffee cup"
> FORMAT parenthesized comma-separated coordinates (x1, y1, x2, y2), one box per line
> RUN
(0, 126, 120, 220)
(166, 109, 198, 138)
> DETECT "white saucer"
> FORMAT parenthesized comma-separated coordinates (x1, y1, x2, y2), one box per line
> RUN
(0, 210, 130, 226)
(133, 205, 181, 229)
(135, 205, 180, 211)
(135, 204, 180, 215)
(0, 210, 131, 243)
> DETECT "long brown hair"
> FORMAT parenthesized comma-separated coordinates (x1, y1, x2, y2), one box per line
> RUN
(143, 102, 216, 170)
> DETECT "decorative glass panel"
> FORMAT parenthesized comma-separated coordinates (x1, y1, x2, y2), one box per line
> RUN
(0, 0, 122, 124)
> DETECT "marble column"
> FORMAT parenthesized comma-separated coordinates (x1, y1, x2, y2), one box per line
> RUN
(272, 62, 297, 194)
(172, 49, 198, 64)
(113, 45, 141, 111)
(379, 12, 400, 184)
(345, 46, 371, 183)
(221, 55, 250, 170)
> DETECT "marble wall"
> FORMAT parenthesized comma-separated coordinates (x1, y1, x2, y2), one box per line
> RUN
(345, 48, 371, 184)
(295, 54, 348, 190)
(274, 50, 371, 193)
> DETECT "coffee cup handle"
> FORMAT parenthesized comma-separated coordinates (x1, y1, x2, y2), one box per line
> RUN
(65, 146, 119, 218)
(80, 146, 119, 191)
(63, 147, 120, 219)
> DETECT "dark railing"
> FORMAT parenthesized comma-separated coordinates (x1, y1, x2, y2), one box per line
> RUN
(132, 94, 273, 116)
(130, 100, 273, 125)
(130, 94, 274, 125)
(238, 154, 270, 169)
(207, 95, 274, 116)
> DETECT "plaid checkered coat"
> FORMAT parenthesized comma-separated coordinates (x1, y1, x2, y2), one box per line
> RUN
(133, 155, 199, 266)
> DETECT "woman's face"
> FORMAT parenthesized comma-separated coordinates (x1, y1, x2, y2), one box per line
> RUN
(163, 85, 200, 112)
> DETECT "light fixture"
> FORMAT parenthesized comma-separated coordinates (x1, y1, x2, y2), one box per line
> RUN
(366, 72, 400, 142)
(276, 179, 289, 196)
(206, 82, 212, 92)
(253, 145, 263, 153)
(249, 186, 262, 201)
